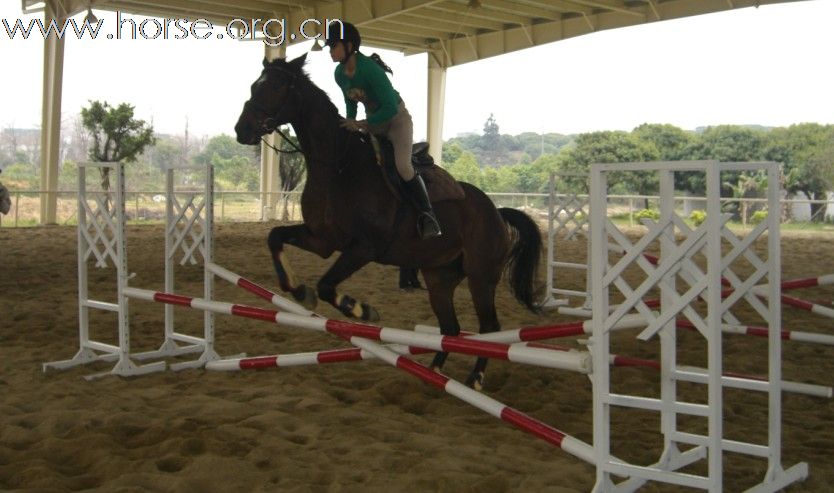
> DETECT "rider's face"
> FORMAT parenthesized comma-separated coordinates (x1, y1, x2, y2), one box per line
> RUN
(329, 42, 345, 62)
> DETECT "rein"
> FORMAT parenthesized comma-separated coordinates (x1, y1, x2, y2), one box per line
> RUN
(253, 63, 356, 173)
(260, 127, 303, 154)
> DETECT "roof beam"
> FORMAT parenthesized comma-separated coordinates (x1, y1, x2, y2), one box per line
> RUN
(405, 9, 505, 31)
(381, 14, 481, 37)
(428, 3, 531, 27)
(364, 20, 455, 40)
(109, 0, 268, 21)
(481, 0, 565, 21)
(351, 0, 449, 25)
(558, 0, 643, 16)
(361, 28, 431, 46)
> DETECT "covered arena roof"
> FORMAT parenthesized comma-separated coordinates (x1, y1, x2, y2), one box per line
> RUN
(23, 0, 811, 66)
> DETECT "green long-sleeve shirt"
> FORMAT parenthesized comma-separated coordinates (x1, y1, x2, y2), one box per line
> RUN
(334, 52, 402, 126)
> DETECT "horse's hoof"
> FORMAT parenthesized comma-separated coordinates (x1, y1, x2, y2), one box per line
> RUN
(361, 303, 380, 322)
(293, 285, 318, 310)
(465, 371, 484, 391)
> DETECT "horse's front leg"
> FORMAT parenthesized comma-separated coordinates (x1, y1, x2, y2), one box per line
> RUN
(316, 244, 379, 321)
(267, 224, 335, 310)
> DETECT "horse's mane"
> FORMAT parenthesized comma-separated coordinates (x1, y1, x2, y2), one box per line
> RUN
(266, 57, 341, 122)
(264, 56, 373, 169)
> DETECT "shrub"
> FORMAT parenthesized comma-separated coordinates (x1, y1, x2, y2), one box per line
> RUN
(689, 210, 707, 226)
(750, 210, 768, 225)
(634, 208, 660, 222)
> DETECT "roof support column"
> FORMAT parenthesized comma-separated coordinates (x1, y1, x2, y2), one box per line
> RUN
(259, 42, 285, 221)
(39, 0, 66, 225)
(426, 51, 447, 166)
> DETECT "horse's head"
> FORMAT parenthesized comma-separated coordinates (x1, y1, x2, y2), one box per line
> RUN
(235, 54, 308, 145)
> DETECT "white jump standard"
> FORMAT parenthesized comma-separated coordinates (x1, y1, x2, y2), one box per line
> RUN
(589, 160, 807, 492)
(44, 163, 234, 379)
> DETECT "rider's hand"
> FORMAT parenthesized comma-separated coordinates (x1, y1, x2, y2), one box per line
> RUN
(340, 118, 369, 133)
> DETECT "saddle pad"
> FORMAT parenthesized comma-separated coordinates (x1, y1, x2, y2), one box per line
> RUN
(370, 134, 466, 203)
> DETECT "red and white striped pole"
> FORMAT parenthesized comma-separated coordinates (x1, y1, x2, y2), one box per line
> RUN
(123, 287, 591, 373)
(346, 335, 598, 464)
(414, 326, 830, 398)
(208, 262, 315, 317)
(676, 318, 834, 346)
(779, 273, 834, 291)
(777, 293, 834, 319)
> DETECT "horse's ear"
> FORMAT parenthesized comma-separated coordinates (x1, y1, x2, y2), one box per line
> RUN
(289, 53, 308, 71)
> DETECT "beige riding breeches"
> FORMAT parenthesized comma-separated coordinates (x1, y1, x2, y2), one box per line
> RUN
(369, 100, 415, 181)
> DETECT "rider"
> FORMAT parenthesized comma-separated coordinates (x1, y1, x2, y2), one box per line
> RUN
(324, 21, 442, 239)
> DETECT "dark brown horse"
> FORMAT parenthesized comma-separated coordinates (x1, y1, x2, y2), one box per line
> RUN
(235, 54, 542, 388)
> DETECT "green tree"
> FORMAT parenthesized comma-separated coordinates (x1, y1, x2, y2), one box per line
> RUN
(632, 123, 693, 160)
(442, 142, 463, 164)
(764, 123, 834, 221)
(444, 151, 482, 186)
(681, 125, 766, 196)
(194, 134, 259, 190)
(557, 131, 659, 206)
(480, 113, 508, 166)
(80, 100, 155, 204)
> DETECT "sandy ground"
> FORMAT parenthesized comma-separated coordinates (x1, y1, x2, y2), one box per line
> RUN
(1, 221, 833, 492)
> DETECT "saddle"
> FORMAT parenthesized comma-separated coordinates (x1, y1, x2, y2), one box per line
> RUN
(368, 135, 466, 203)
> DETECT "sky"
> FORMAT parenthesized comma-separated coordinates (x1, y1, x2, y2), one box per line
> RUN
(1, 0, 834, 142)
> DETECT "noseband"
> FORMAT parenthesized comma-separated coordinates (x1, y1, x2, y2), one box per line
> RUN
(246, 66, 304, 154)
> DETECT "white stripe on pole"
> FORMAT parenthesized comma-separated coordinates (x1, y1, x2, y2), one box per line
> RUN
(507, 345, 591, 372)
(445, 380, 505, 418)
(276, 312, 328, 332)
(124, 287, 154, 301)
(379, 328, 443, 351)
(206, 358, 246, 371)
(560, 435, 597, 465)
(207, 262, 241, 284)
(192, 298, 233, 315)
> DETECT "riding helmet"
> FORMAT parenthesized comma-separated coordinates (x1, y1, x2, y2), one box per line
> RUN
(324, 21, 361, 52)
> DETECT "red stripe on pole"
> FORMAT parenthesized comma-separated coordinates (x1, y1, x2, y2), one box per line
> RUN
(230, 304, 279, 322)
(325, 320, 382, 340)
(317, 348, 364, 364)
(237, 278, 277, 302)
(153, 292, 194, 306)
(642, 253, 659, 265)
(781, 278, 819, 290)
(500, 407, 566, 447)
(781, 294, 815, 311)
(441, 337, 509, 360)
(518, 323, 585, 340)
(745, 326, 770, 338)
(395, 357, 449, 389)
(240, 356, 279, 370)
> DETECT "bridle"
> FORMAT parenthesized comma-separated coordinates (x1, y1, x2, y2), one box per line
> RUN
(245, 66, 305, 154)
(247, 63, 354, 171)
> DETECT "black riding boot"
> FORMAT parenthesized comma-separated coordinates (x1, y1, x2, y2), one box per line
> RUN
(403, 174, 442, 239)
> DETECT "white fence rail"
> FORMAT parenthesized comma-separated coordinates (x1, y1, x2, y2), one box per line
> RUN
(2, 189, 834, 228)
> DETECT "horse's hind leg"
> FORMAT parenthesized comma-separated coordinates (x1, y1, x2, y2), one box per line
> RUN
(267, 224, 334, 310)
(421, 262, 464, 372)
(465, 276, 501, 391)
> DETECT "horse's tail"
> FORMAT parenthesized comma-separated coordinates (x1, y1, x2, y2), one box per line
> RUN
(498, 207, 542, 313)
